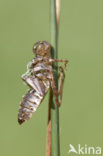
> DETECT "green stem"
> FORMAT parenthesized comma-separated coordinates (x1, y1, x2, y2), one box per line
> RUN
(51, 0, 60, 156)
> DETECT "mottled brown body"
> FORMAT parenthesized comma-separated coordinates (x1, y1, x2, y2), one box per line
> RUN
(18, 41, 68, 124)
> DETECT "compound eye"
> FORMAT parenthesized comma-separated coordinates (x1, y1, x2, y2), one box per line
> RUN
(38, 44, 42, 49)
(39, 42, 44, 48)
(33, 45, 37, 50)
(33, 45, 37, 53)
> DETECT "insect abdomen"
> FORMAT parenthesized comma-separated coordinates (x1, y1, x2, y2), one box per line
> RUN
(18, 89, 43, 124)
(18, 75, 50, 124)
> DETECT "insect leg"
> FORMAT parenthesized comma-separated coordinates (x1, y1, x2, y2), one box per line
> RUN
(50, 82, 60, 107)
(49, 66, 66, 107)
(49, 59, 68, 68)
(58, 66, 65, 105)
(50, 70, 61, 107)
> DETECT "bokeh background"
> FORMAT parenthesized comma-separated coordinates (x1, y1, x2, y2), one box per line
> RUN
(0, 0, 103, 156)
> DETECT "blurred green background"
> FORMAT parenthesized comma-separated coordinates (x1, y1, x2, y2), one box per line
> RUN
(0, 0, 103, 155)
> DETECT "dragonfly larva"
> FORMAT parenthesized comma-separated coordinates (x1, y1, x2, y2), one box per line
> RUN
(18, 41, 68, 124)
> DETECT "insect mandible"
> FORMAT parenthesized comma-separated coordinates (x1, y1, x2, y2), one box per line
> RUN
(18, 41, 68, 124)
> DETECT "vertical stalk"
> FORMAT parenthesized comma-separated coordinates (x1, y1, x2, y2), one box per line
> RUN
(51, 0, 60, 156)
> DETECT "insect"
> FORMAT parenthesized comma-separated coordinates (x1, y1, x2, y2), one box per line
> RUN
(18, 41, 68, 124)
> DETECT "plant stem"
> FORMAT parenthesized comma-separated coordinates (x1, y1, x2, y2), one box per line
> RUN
(51, 0, 60, 156)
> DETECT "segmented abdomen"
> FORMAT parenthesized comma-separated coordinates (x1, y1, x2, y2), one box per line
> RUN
(18, 89, 43, 124)
(18, 75, 50, 124)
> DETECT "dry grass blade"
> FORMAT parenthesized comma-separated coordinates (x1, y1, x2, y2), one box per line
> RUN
(56, 0, 60, 26)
